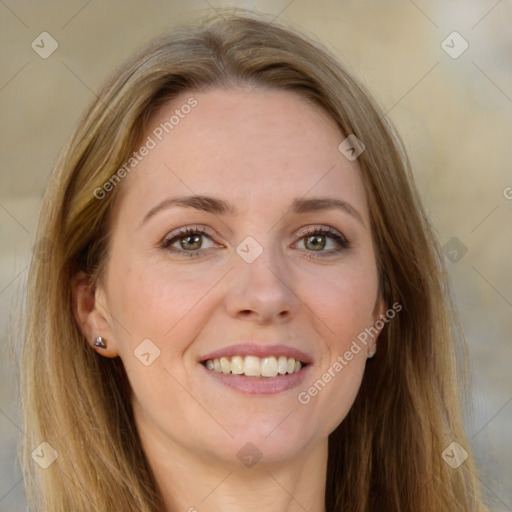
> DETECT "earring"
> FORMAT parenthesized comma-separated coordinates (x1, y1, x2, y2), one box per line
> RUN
(93, 336, 107, 349)
(367, 346, 377, 359)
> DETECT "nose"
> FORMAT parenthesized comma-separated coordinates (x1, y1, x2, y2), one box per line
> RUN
(224, 241, 299, 325)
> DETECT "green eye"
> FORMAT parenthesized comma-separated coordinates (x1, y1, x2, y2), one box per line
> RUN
(160, 225, 350, 259)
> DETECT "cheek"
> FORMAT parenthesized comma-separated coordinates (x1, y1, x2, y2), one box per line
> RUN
(106, 260, 214, 433)
(293, 263, 378, 432)
(107, 256, 220, 348)
(309, 262, 380, 353)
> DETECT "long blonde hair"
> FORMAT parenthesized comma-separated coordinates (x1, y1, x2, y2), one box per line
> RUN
(20, 10, 487, 511)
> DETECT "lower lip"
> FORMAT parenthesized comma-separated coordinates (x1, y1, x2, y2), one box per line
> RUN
(201, 363, 311, 395)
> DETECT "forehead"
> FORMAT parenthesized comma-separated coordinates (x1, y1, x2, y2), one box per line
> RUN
(115, 87, 368, 222)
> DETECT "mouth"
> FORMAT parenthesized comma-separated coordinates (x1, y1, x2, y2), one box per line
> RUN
(198, 343, 313, 394)
(201, 355, 308, 378)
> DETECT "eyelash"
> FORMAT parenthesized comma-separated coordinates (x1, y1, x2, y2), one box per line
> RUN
(160, 225, 350, 260)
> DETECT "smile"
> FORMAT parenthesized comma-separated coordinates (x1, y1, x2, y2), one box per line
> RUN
(203, 355, 305, 377)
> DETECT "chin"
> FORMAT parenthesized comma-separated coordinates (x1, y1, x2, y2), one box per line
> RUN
(221, 422, 318, 466)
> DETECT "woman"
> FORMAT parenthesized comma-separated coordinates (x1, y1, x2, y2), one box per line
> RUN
(20, 10, 488, 512)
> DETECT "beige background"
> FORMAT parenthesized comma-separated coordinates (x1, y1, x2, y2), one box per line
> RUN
(1, 1, 511, 510)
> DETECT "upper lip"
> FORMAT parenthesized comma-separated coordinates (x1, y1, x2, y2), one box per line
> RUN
(199, 343, 313, 364)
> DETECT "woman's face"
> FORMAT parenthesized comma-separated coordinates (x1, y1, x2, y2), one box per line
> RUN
(91, 87, 384, 466)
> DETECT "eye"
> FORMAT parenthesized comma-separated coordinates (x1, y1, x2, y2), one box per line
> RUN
(160, 225, 350, 259)
(294, 226, 350, 259)
(160, 226, 219, 257)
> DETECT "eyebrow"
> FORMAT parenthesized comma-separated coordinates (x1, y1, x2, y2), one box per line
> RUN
(140, 194, 365, 227)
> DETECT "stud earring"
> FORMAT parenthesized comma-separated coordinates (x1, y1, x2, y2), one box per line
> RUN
(367, 346, 377, 359)
(93, 336, 107, 349)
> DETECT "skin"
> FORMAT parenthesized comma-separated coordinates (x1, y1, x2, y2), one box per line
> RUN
(73, 86, 386, 512)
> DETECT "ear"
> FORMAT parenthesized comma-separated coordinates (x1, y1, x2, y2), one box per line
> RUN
(368, 293, 387, 357)
(71, 271, 120, 358)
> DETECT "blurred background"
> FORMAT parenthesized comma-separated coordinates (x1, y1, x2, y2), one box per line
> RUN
(1, 0, 511, 510)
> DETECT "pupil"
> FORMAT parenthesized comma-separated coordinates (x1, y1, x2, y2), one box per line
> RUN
(306, 235, 325, 251)
(182, 235, 201, 250)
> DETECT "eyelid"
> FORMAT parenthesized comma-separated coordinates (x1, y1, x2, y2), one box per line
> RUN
(161, 224, 347, 242)
(294, 224, 349, 244)
(160, 224, 220, 247)
(295, 224, 344, 237)
(160, 224, 350, 257)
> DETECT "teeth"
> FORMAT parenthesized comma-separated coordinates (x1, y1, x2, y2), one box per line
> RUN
(277, 355, 288, 375)
(261, 356, 278, 377)
(243, 355, 261, 376)
(203, 355, 304, 377)
(220, 356, 231, 374)
(231, 355, 244, 374)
